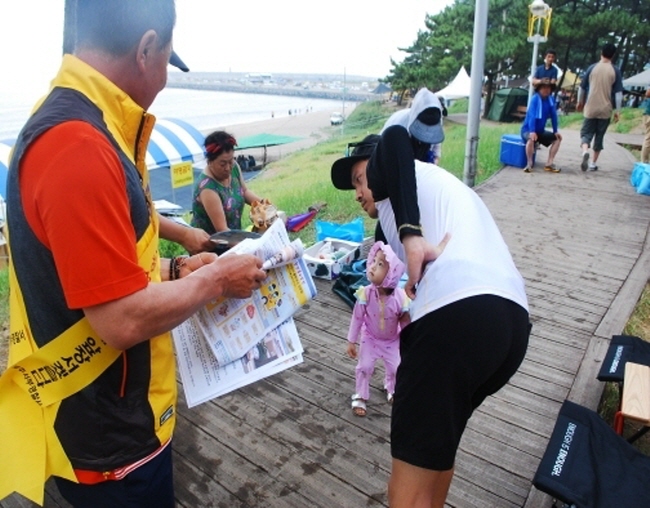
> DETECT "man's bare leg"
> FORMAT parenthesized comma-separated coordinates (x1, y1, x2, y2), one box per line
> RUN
(388, 458, 454, 508)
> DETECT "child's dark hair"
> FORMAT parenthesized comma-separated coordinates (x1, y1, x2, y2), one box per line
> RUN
(204, 131, 237, 162)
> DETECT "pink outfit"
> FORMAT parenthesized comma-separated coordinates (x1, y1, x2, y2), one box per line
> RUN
(347, 242, 409, 400)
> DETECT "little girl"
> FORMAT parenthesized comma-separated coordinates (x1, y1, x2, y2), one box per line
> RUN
(347, 241, 410, 417)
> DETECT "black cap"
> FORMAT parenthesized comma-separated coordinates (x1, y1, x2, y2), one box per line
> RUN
(169, 50, 189, 72)
(331, 134, 380, 190)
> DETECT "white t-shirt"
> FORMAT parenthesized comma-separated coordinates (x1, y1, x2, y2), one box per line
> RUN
(376, 161, 529, 322)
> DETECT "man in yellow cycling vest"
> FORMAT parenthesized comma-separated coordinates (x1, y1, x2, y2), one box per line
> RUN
(0, 1, 266, 506)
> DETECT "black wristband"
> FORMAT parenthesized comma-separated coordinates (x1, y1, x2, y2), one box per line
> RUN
(169, 257, 176, 281)
(398, 223, 424, 242)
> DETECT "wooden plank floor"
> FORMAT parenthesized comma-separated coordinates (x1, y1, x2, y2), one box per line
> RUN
(3, 128, 650, 507)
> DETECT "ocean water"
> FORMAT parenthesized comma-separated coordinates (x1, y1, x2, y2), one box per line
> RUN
(0, 84, 350, 207)
(0, 86, 349, 140)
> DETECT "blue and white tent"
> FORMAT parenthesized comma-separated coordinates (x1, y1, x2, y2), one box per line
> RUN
(0, 140, 15, 199)
(146, 118, 206, 170)
(0, 119, 206, 200)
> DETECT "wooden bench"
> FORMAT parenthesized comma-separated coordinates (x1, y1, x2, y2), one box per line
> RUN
(614, 362, 650, 442)
(511, 105, 527, 121)
(622, 363, 650, 422)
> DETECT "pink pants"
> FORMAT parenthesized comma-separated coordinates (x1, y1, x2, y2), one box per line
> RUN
(354, 334, 401, 400)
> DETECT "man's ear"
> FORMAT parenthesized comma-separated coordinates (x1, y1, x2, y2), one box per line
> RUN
(136, 29, 159, 71)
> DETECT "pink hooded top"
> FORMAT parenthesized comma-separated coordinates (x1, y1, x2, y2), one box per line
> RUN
(347, 242, 410, 343)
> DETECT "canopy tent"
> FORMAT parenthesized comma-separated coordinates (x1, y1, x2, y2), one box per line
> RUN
(487, 88, 528, 122)
(146, 118, 206, 170)
(435, 67, 472, 100)
(559, 69, 581, 90)
(236, 133, 302, 151)
(236, 132, 303, 167)
(623, 69, 650, 89)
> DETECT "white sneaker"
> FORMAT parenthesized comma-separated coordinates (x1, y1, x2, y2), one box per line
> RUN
(588, 163, 598, 171)
(581, 152, 589, 172)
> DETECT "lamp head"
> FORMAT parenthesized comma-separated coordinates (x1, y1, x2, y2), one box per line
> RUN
(530, 0, 549, 16)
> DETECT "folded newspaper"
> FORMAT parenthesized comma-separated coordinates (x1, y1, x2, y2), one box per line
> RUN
(172, 220, 317, 407)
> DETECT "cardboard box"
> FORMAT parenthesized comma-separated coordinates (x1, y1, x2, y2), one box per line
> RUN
(500, 134, 534, 168)
(303, 238, 362, 280)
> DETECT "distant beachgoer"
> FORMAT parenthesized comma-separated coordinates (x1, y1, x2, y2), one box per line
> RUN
(577, 43, 624, 171)
(191, 130, 264, 234)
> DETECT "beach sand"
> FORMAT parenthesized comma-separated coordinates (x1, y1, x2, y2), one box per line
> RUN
(211, 106, 356, 165)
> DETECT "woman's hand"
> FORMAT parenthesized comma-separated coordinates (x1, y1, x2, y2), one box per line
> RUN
(402, 233, 451, 299)
(181, 227, 213, 255)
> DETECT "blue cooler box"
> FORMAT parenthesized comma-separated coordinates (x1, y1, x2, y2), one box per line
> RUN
(500, 134, 530, 168)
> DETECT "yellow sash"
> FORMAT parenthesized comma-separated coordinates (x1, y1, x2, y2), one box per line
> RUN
(0, 216, 161, 506)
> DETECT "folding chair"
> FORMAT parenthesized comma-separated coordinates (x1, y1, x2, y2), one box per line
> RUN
(597, 335, 650, 384)
(533, 400, 650, 508)
(597, 334, 650, 441)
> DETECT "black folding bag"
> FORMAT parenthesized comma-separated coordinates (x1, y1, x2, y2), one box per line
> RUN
(332, 261, 369, 310)
(596, 334, 650, 383)
(533, 400, 650, 508)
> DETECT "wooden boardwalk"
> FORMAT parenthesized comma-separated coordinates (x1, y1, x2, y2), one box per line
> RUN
(3, 128, 650, 507)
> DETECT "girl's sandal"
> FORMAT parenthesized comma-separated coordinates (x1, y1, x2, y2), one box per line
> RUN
(387, 393, 394, 405)
(351, 394, 367, 417)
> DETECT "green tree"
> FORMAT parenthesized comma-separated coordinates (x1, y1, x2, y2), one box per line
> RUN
(384, 0, 649, 102)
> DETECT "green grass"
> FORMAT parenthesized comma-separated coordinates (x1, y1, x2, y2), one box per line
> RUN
(245, 105, 526, 246)
(558, 107, 644, 134)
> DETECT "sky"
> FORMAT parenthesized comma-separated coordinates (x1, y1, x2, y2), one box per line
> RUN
(0, 0, 454, 98)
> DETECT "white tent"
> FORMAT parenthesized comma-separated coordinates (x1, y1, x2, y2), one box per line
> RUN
(435, 66, 472, 100)
(623, 69, 650, 88)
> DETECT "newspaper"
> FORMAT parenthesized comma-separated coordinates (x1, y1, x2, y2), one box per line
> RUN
(173, 317, 304, 407)
(195, 219, 316, 365)
(172, 219, 316, 407)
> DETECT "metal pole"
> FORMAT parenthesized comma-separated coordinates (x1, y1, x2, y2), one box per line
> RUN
(340, 67, 347, 135)
(462, 0, 489, 188)
(528, 34, 540, 103)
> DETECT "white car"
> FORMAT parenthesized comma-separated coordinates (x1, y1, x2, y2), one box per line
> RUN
(330, 112, 344, 126)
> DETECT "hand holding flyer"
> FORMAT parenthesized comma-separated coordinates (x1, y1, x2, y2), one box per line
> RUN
(172, 220, 317, 406)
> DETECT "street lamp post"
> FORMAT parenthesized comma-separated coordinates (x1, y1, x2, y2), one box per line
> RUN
(527, 0, 552, 103)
